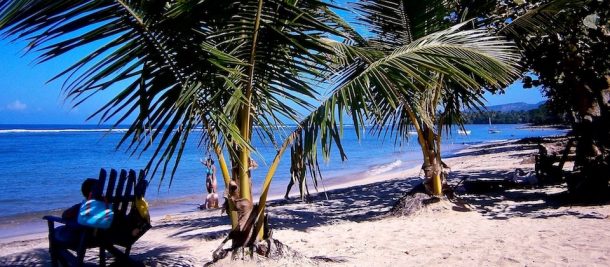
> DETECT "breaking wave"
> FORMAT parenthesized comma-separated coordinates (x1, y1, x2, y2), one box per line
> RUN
(0, 128, 127, 134)
(367, 159, 403, 175)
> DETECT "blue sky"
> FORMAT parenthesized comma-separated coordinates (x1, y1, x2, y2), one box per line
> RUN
(0, 39, 126, 124)
(0, 21, 546, 125)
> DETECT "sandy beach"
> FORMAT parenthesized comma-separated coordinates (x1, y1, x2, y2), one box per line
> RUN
(1, 139, 609, 266)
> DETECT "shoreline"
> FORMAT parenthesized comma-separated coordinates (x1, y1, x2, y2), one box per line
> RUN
(0, 133, 566, 241)
(0, 124, 567, 219)
(2, 136, 608, 267)
(517, 123, 571, 130)
(0, 140, 468, 241)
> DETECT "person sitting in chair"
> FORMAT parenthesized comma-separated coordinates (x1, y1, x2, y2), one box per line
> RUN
(54, 178, 98, 246)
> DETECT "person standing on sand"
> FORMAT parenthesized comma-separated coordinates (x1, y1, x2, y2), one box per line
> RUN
(201, 157, 219, 209)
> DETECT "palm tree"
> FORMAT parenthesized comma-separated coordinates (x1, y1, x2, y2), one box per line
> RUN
(320, 0, 521, 197)
(0, 0, 356, 255)
(0, 0, 521, 258)
(326, 0, 588, 199)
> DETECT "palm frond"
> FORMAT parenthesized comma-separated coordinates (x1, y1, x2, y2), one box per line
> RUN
(332, 21, 521, 111)
(285, 21, 520, 191)
(0, 0, 250, 183)
(0, 0, 354, 187)
(353, 0, 452, 48)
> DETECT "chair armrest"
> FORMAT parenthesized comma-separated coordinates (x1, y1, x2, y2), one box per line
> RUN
(44, 216, 89, 230)
(43, 215, 65, 223)
(43, 215, 65, 233)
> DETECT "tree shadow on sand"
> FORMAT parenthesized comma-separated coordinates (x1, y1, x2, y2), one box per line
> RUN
(0, 248, 49, 267)
(266, 178, 421, 231)
(145, 151, 606, 245)
(0, 244, 188, 267)
(148, 177, 422, 239)
(134, 245, 197, 267)
(451, 169, 609, 220)
(153, 212, 232, 241)
(448, 142, 538, 158)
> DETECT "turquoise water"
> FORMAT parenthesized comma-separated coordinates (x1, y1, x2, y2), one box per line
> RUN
(0, 124, 566, 218)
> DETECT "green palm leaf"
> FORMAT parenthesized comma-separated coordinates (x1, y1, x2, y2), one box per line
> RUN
(353, 0, 452, 47)
(285, 22, 520, 195)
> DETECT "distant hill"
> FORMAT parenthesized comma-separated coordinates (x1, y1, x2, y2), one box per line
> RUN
(462, 100, 567, 125)
(486, 101, 545, 112)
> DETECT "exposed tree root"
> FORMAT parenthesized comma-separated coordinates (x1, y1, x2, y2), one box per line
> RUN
(206, 237, 322, 266)
(388, 181, 471, 217)
(207, 180, 334, 266)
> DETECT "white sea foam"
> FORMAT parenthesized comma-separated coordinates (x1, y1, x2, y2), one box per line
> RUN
(0, 128, 128, 134)
(367, 159, 403, 175)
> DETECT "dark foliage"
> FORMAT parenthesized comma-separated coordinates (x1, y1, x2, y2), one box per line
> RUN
(484, 0, 610, 196)
(447, 0, 609, 197)
(517, 0, 610, 196)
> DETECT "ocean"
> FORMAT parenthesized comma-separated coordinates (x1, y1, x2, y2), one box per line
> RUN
(0, 124, 567, 220)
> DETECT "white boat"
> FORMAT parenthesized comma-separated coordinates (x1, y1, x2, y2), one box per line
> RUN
(488, 118, 501, 134)
(457, 129, 471, 135)
(408, 131, 418, 135)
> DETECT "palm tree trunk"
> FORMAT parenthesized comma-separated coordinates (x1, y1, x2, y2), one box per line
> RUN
(213, 144, 239, 229)
(236, 115, 253, 201)
(424, 125, 443, 196)
(404, 106, 443, 196)
(225, 0, 265, 248)
(234, 0, 265, 202)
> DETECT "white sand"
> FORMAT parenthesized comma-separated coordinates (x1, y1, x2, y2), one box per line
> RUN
(1, 140, 609, 266)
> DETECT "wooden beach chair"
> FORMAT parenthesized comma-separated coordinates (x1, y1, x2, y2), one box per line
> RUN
(43, 169, 151, 267)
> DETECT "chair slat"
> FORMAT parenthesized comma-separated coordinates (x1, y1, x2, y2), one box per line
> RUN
(105, 169, 118, 200)
(135, 170, 147, 197)
(94, 169, 107, 199)
(119, 170, 137, 213)
(113, 170, 128, 211)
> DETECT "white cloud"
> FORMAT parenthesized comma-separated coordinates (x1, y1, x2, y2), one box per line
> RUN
(6, 100, 27, 111)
